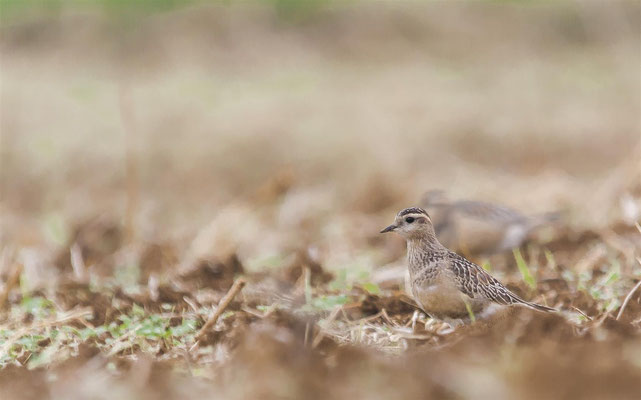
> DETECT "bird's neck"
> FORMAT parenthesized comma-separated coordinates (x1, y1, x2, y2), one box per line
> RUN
(407, 231, 442, 249)
(406, 236, 445, 277)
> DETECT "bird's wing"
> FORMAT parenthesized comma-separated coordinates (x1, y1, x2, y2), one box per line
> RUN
(454, 200, 525, 224)
(448, 252, 524, 306)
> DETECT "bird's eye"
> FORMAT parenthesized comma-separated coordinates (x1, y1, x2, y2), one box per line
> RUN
(405, 217, 415, 223)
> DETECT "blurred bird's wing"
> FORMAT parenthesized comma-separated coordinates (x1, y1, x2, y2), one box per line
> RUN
(453, 200, 526, 224)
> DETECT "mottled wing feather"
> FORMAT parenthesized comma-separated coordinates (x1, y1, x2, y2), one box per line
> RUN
(447, 252, 524, 306)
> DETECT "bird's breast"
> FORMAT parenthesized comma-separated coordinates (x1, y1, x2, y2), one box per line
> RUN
(411, 274, 484, 319)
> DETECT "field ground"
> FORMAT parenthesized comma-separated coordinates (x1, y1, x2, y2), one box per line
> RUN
(1, 1, 641, 399)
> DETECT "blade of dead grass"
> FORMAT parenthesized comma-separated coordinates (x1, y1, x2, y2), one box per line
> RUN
(616, 278, 641, 321)
(195, 278, 246, 341)
(616, 226, 641, 321)
(0, 307, 93, 355)
(311, 305, 341, 349)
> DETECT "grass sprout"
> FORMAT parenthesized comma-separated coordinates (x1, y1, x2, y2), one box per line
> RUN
(513, 249, 536, 290)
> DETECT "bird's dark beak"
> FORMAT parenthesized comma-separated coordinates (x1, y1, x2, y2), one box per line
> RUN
(380, 224, 397, 233)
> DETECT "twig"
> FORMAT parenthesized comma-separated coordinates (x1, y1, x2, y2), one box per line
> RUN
(592, 311, 611, 328)
(195, 278, 246, 341)
(304, 322, 310, 347)
(183, 296, 200, 314)
(49, 308, 94, 326)
(0, 263, 23, 310)
(380, 308, 398, 327)
(571, 306, 592, 321)
(352, 311, 384, 325)
(339, 306, 352, 322)
(616, 279, 641, 321)
(311, 305, 341, 349)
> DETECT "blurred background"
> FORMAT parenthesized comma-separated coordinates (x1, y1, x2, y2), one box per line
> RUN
(1, 1, 640, 399)
(2, 0, 639, 240)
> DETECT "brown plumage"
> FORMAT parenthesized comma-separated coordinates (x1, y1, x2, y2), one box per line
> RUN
(380, 207, 555, 326)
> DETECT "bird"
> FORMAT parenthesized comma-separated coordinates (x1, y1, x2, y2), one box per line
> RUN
(421, 190, 559, 255)
(380, 207, 555, 327)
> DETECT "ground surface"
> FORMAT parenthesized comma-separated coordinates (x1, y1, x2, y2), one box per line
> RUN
(1, 1, 641, 399)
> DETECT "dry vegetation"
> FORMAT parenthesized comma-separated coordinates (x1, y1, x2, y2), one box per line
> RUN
(1, 1, 641, 399)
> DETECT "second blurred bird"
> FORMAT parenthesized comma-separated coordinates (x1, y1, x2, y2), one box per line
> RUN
(421, 190, 560, 256)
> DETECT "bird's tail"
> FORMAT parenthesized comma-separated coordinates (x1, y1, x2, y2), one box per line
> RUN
(522, 300, 556, 312)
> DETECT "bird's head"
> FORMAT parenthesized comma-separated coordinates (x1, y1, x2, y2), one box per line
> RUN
(380, 207, 437, 241)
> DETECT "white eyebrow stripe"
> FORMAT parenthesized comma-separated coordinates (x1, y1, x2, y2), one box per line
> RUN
(402, 213, 430, 220)
(397, 207, 428, 217)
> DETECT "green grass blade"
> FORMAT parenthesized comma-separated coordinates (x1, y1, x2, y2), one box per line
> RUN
(513, 248, 536, 290)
